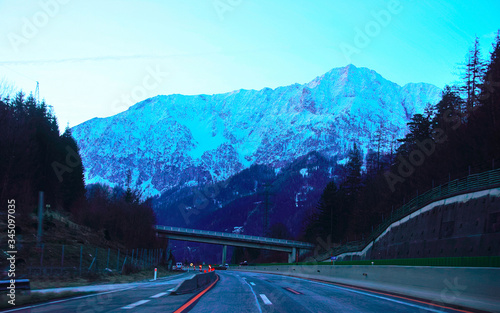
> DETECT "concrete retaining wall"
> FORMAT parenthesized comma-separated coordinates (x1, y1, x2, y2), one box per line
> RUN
(232, 265, 500, 312)
(334, 188, 500, 262)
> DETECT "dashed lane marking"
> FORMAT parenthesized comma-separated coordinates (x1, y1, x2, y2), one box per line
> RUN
(250, 282, 256, 286)
(150, 292, 168, 298)
(259, 294, 272, 305)
(122, 299, 150, 309)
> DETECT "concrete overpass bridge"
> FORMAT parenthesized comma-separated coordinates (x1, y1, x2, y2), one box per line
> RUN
(155, 225, 315, 263)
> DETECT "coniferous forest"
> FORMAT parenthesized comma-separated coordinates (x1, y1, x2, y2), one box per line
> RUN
(1, 33, 499, 256)
(0, 93, 157, 249)
(304, 33, 500, 246)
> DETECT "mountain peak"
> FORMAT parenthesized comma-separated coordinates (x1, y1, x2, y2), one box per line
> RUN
(72, 66, 441, 197)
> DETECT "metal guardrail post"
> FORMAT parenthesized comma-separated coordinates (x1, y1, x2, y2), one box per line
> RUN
(117, 249, 120, 271)
(40, 243, 44, 267)
(79, 245, 82, 276)
(95, 248, 99, 273)
(106, 248, 110, 269)
(61, 245, 65, 268)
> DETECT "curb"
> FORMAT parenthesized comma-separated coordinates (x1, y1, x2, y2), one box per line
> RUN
(171, 272, 216, 295)
(173, 274, 219, 313)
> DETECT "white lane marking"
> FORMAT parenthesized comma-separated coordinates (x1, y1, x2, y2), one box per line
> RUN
(250, 282, 256, 286)
(122, 299, 151, 309)
(1, 286, 137, 313)
(150, 292, 168, 298)
(2, 273, 190, 313)
(241, 276, 263, 313)
(259, 294, 272, 305)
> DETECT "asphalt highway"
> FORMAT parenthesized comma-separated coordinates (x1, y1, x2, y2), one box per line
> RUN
(1, 271, 479, 313)
(1, 273, 196, 313)
(191, 271, 474, 313)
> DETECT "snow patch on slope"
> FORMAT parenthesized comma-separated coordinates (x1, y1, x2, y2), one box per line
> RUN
(72, 65, 441, 198)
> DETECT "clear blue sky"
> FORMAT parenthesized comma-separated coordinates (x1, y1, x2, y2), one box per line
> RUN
(0, 0, 499, 127)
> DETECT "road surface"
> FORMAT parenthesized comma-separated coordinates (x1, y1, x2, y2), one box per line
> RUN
(2, 271, 477, 312)
(191, 271, 472, 313)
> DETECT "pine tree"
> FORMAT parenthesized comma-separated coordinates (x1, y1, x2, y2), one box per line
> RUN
(124, 169, 142, 204)
(481, 30, 500, 128)
(60, 126, 86, 210)
(308, 181, 348, 242)
(124, 170, 134, 203)
(365, 149, 378, 179)
(424, 103, 435, 120)
(0, 78, 16, 100)
(461, 36, 487, 114)
(432, 86, 463, 132)
(344, 143, 362, 195)
(373, 124, 389, 171)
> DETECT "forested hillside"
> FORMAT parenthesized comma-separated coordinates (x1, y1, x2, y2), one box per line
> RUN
(305, 33, 500, 247)
(0, 93, 157, 249)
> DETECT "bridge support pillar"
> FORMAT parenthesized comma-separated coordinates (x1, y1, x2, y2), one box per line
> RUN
(222, 245, 227, 264)
(288, 247, 297, 263)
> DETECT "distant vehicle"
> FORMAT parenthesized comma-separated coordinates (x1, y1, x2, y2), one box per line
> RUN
(239, 261, 248, 266)
(175, 262, 183, 270)
(215, 264, 227, 270)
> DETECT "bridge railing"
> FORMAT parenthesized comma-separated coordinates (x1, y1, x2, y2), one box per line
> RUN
(322, 167, 500, 259)
(155, 225, 315, 249)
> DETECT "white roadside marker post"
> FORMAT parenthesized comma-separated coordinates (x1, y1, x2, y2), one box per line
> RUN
(154, 268, 157, 280)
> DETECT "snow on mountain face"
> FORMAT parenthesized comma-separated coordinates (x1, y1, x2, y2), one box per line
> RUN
(72, 65, 441, 197)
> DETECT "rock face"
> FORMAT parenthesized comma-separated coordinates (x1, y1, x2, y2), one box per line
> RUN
(72, 64, 441, 198)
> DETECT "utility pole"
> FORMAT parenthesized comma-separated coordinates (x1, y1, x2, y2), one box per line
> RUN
(37, 191, 44, 246)
(35, 81, 39, 103)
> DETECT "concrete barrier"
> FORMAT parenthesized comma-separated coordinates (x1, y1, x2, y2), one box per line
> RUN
(172, 272, 216, 295)
(232, 265, 500, 312)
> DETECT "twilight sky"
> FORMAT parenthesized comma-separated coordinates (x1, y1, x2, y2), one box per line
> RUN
(0, 0, 499, 127)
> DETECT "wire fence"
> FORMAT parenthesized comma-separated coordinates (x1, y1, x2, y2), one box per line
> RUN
(257, 256, 500, 267)
(324, 166, 500, 259)
(331, 256, 500, 267)
(10, 243, 165, 278)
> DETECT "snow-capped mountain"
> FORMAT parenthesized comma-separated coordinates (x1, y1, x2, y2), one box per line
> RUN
(72, 64, 441, 197)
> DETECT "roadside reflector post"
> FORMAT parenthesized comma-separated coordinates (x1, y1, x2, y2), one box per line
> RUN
(154, 267, 157, 280)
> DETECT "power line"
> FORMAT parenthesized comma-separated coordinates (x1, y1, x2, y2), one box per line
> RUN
(0, 65, 37, 83)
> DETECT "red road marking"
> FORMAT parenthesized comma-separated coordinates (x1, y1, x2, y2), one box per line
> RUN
(240, 270, 478, 313)
(173, 274, 220, 313)
(284, 287, 302, 295)
(305, 278, 475, 313)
